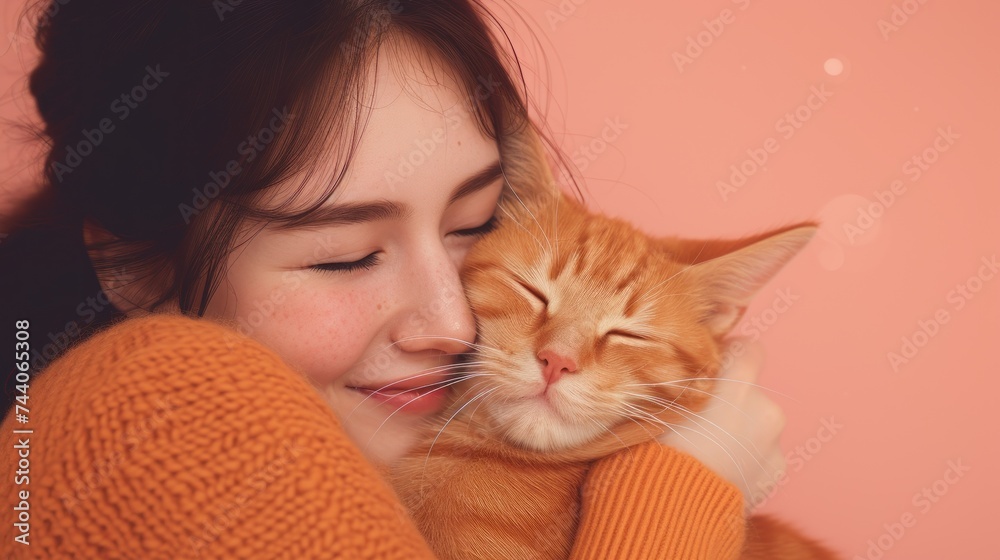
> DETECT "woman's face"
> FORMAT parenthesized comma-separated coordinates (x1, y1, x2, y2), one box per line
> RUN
(205, 43, 504, 464)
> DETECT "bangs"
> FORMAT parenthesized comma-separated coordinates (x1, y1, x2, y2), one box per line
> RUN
(244, 20, 530, 231)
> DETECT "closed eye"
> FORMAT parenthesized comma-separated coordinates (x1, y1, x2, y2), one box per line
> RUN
(515, 280, 548, 307)
(311, 252, 380, 274)
(605, 329, 648, 341)
(452, 214, 500, 237)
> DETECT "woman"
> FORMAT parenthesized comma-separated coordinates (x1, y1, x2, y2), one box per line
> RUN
(1, 0, 786, 557)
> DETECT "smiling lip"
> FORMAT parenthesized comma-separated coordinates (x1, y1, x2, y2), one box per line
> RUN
(351, 383, 450, 415)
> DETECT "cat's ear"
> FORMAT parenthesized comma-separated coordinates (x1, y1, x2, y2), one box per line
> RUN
(671, 222, 818, 337)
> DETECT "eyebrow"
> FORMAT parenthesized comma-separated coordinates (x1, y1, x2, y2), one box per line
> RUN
(272, 160, 504, 231)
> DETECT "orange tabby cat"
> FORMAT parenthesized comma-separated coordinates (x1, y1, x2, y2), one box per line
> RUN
(388, 188, 839, 560)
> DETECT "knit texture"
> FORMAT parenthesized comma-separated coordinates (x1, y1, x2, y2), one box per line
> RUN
(1, 313, 745, 559)
(572, 444, 746, 559)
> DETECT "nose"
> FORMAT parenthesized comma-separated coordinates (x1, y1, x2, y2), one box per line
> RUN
(391, 249, 476, 357)
(538, 349, 578, 386)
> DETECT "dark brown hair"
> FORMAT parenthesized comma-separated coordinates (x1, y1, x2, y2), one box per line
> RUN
(1, 0, 577, 418)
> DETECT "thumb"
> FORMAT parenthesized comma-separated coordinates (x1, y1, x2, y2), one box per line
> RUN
(718, 338, 766, 383)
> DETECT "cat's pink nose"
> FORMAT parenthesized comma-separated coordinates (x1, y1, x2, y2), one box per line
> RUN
(538, 349, 578, 385)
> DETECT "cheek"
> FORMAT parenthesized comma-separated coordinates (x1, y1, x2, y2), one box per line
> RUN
(231, 275, 385, 387)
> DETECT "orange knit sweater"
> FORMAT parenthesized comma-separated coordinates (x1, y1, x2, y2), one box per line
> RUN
(1, 313, 745, 559)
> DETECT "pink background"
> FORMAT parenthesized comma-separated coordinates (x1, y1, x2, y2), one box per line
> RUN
(2, 1, 997, 558)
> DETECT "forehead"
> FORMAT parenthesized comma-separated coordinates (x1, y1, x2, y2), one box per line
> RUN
(301, 32, 499, 210)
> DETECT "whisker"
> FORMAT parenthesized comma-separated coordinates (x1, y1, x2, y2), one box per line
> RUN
(464, 382, 497, 429)
(588, 417, 634, 462)
(623, 389, 752, 422)
(636, 396, 770, 480)
(626, 378, 798, 402)
(660, 421, 753, 494)
(389, 335, 504, 354)
(497, 201, 550, 256)
(644, 240, 713, 295)
(617, 402, 683, 442)
(612, 406, 658, 440)
(615, 403, 700, 451)
(363, 376, 477, 453)
(496, 165, 553, 254)
(345, 371, 493, 420)
(619, 401, 753, 494)
(552, 187, 560, 258)
(423, 386, 500, 471)
(644, 291, 700, 304)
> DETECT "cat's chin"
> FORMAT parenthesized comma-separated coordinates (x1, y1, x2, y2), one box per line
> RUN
(485, 397, 603, 453)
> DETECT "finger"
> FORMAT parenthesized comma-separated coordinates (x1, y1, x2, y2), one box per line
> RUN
(763, 399, 786, 435)
(718, 338, 766, 383)
(768, 449, 787, 477)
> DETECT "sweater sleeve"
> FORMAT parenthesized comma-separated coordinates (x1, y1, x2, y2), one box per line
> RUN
(1, 313, 744, 559)
(0, 313, 438, 559)
(571, 442, 747, 560)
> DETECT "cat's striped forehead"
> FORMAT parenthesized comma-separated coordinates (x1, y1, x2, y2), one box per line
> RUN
(548, 219, 675, 292)
(496, 222, 678, 332)
(465, 194, 696, 337)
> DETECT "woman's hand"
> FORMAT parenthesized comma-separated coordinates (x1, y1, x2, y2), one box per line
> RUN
(656, 338, 787, 512)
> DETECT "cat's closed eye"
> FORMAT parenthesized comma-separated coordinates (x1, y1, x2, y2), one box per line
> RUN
(515, 279, 548, 309)
(603, 329, 648, 342)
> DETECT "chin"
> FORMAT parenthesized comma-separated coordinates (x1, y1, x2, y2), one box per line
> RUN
(348, 409, 429, 466)
(318, 385, 428, 466)
(362, 429, 424, 466)
(487, 398, 602, 452)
